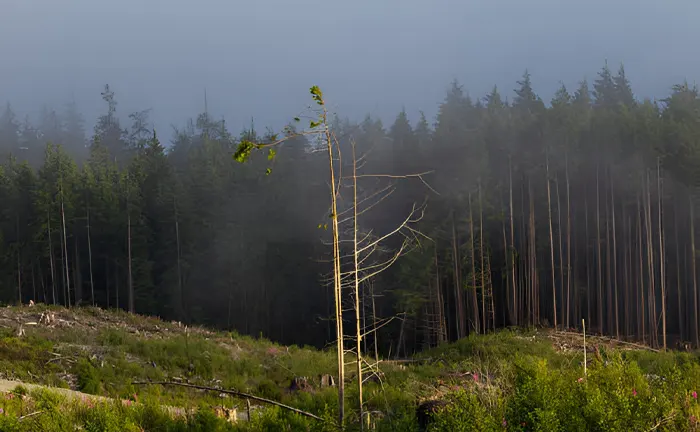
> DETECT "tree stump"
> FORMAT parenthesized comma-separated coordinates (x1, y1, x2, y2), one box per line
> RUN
(416, 399, 448, 431)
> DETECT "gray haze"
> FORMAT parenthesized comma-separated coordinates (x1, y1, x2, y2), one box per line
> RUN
(1, 0, 699, 140)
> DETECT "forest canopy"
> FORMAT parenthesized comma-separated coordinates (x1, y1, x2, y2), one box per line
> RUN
(1, 63, 699, 354)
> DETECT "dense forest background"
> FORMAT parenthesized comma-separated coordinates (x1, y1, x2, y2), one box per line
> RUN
(1, 63, 700, 355)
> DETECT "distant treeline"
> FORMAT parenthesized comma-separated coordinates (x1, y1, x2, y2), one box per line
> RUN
(0, 63, 699, 354)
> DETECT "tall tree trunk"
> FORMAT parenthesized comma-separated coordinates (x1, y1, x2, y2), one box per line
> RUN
(565, 153, 572, 330)
(451, 212, 466, 337)
(370, 279, 380, 363)
(605, 175, 612, 336)
(675, 199, 683, 343)
(585, 192, 591, 327)
(638, 193, 646, 343)
(509, 156, 518, 327)
(529, 177, 538, 324)
(611, 171, 619, 339)
(596, 166, 603, 335)
(469, 194, 480, 334)
(86, 207, 95, 306)
(657, 159, 667, 350)
(127, 174, 135, 314)
(74, 237, 82, 305)
(105, 257, 110, 309)
(16, 215, 22, 304)
(351, 143, 364, 430)
(691, 193, 699, 347)
(60, 198, 71, 308)
(624, 212, 632, 339)
(31, 262, 36, 303)
(546, 152, 557, 329)
(174, 198, 185, 319)
(47, 211, 56, 305)
(434, 249, 446, 344)
(325, 119, 345, 428)
(556, 175, 565, 329)
(645, 171, 657, 347)
(503, 206, 512, 325)
(479, 179, 488, 333)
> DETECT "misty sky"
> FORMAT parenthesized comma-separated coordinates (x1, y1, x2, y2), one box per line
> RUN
(1, 0, 698, 142)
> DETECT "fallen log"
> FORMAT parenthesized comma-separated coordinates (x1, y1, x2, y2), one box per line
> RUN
(132, 381, 325, 422)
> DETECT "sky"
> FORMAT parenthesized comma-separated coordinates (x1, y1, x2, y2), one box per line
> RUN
(1, 0, 699, 142)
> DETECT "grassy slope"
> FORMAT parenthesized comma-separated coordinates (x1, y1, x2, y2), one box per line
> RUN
(0, 305, 699, 431)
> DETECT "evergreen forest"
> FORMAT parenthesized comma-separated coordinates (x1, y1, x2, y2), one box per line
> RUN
(2, 62, 700, 355)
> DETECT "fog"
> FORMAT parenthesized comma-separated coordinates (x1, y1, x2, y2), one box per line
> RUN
(2, 0, 698, 137)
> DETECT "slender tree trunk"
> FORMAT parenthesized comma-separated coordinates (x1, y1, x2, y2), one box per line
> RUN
(370, 279, 379, 363)
(479, 179, 488, 333)
(585, 193, 591, 328)
(174, 198, 184, 319)
(105, 257, 110, 309)
(657, 159, 667, 350)
(637, 194, 645, 343)
(529, 177, 538, 324)
(469, 194, 480, 334)
(546, 152, 557, 329)
(86, 207, 95, 306)
(351, 143, 363, 430)
(127, 174, 135, 314)
(115, 259, 120, 310)
(503, 206, 512, 325)
(74, 237, 82, 305)
(691, 193, 699, 347)
(434, 249, 446, 343)
(451, 212, 466, 337)
(16, 215, 22, 304)
(596, 166, 603, 335)
(47, 211, 56, 305)
(509, 156, 518, 327)
(675, 199, 683, 343)
(565, 153, 572, 330)
(31, 263, 36, 303)
(611, 171, 619, 339)
(624, 212, 631, 339)
(645, 171, 657, 347)
(325, 120, 345, 428)
(60, 198, 71, 308)
(556, 175, 565, 328)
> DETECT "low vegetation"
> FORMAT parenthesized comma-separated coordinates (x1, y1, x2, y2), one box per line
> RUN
(0, 305, 698, 430)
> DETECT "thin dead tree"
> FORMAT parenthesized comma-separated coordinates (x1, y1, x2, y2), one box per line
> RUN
(47, 210, 57, 305)
(657, 158, 667, 350)
(86, 206, 95, 306)
(546, 151, 558, 329)
(565, 152, 572, 330)
(126, 172, 135, 314)
(509, 156, 518, 326)
(235, 86, 433, 429)
(16, 215, 21, 303)
(691, 193, 699, 347)
(556, 175, 564, 329)
(469, 193, 480, 333)
(234, 86, 347, 427)
(60, 180, 71, 308)
(611, 170, 619, 339)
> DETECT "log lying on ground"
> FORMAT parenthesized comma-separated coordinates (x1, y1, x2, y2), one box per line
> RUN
(132, 381, 325, 421)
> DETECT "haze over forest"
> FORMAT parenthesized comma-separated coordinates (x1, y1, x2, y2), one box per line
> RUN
(3, 0, 700, 358)
(2, 0, 700, 134)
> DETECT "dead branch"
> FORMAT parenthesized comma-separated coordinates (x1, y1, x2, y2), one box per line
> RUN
(556, 330, 659, 352)
(132, 381, 325, 421)
(19, 411, 43, 421)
